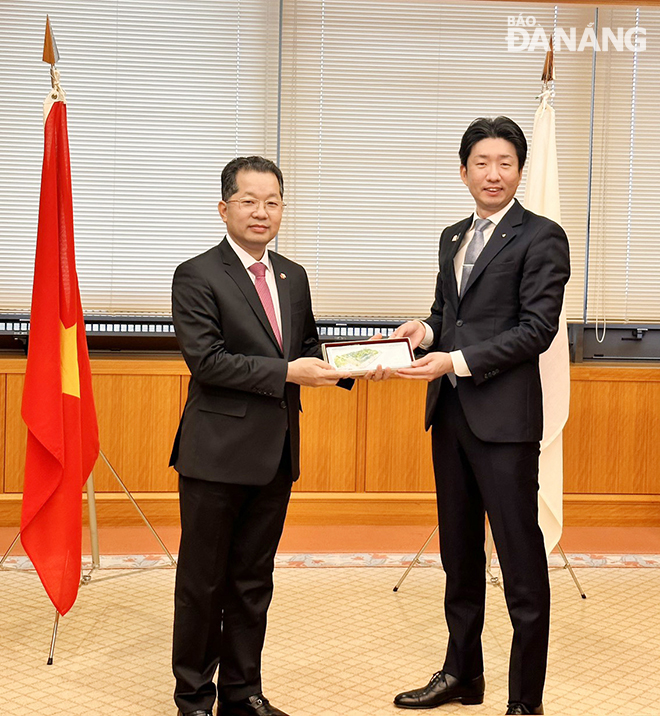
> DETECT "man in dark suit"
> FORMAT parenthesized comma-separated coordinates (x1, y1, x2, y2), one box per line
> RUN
(386, 117, 570, 715)
(170, 156, 348, 716)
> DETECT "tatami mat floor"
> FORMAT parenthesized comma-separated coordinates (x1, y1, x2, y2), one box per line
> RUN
(1, 563, 659, 716)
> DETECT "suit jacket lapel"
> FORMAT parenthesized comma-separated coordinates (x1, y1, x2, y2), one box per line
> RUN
(446, 217, 472, 304)
(270, 253, 291, 360)
(459, 200, 523, 301)
(218, 238, 284, 355)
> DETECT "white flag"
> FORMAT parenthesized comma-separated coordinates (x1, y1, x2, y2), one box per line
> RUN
(523, 90, 570, 555)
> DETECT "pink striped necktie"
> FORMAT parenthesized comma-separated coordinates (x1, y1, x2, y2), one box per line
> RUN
(248, 262, 283, 349)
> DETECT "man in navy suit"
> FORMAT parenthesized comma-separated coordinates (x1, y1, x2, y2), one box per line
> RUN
(170, 156, 348, 716)
(386, 117, 570, 715)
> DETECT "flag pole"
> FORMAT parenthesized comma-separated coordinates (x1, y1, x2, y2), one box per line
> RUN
(83, 475, 102, 582)
(47, 611, 60, 665)
(42, 18, 67, 663)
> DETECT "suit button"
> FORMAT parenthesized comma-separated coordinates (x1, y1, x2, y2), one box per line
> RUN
(280, 401, 287, 409)
(456, 319, 463, 327)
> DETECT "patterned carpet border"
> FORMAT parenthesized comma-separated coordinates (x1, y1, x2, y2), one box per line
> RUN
(274, 553, 660, 568)
(2, 552, 660, 571)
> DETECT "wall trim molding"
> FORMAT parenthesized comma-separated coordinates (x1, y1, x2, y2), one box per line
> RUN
(2, 492, 659, 528)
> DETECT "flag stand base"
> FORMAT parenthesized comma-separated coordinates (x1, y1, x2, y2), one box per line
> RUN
(80, 448, 177, 584)
(0, 533, 21, 568)
(391, 523, 586, 599)
(0, 447, 177, 663)
(392, 525, 438, 592)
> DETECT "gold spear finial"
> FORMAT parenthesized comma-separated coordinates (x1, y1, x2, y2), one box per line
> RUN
(43, 16, 63, 94)
(541, 36, 555, 86)
(43, 16, 60, 66)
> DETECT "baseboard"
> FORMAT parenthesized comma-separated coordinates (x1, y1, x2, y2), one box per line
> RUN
(1, 492, 659, 528)
(563, 494, 660, 526)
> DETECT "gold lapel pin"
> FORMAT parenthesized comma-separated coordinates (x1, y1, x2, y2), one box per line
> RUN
(452, 234, 459, 242)
(279, 272, 286, 279)
(502, 233, 507, 238)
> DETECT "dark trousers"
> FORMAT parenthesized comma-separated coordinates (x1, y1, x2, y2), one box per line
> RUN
(432, 379, 550, 707)
(172, 450, 293, 713)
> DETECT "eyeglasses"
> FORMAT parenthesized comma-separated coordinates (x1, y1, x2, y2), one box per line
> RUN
(226, 198, 286, 214)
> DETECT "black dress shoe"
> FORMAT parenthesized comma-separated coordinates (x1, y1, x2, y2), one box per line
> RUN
(177, 710, 212, 716)
(506, 703, 544, 715)
(394, 671, 485, 709)
(219, 694, 290, 716)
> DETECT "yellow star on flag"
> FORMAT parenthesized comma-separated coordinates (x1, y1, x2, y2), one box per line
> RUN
(60, 321, 80, 398)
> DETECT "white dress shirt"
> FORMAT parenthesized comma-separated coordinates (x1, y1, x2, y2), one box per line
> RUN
(419, 198, 516, 377)
(226, 234, 283, 335)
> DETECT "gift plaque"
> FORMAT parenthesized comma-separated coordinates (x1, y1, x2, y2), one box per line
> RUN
(322, 337, 414, 375)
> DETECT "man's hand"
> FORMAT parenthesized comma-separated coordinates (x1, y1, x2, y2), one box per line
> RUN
(391, 320, 427, 350)
(287, 357, 350, 387)
(396, 352, 453, 381)
(363, 364, 394, 382)
(360, 332, 390, 381)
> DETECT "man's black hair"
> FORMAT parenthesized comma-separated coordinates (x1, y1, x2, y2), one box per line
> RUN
(459, 117, 527, 170)
(221, 156, 284, 200)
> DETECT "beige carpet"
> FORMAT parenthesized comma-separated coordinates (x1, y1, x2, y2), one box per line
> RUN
(1, 565, 659, 715)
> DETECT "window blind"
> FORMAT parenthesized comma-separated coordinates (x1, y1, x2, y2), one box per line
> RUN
(278, 1, 596, 321)
(2, 2, 658, 328)
(0, 0, 279, 315)
(587, 7, 660, 325)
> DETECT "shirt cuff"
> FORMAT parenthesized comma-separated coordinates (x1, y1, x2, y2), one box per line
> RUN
(450, 350, 472, 377)
(418, 321, 435, 350)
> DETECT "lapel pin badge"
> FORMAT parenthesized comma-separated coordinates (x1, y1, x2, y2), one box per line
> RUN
(451, 234, 459, 242)
(279, 272, 286, 279)
(502, 233, 507, 238)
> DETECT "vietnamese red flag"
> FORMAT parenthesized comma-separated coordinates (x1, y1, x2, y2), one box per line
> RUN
(20, 92, 99, 616)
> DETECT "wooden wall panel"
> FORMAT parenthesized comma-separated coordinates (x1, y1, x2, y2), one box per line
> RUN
(295, 383, 360, 492)
(564, 372, 660, 494)
(0, 375, 5, 492)
(4, 374, 26, 492)
(180, 375, 189, 416)
(3, 356, 660, 526)
(3, 372, 180, 493)
(91, 374, 180, 492)
(365, 379, 435, 492)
